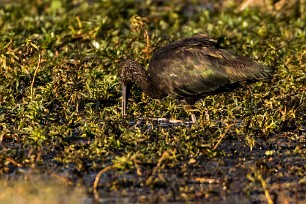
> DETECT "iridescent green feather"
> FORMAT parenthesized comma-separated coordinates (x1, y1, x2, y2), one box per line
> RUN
(149, 35, 272, 97)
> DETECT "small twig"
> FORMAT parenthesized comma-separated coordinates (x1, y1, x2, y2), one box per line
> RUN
(6, 158, 22, 167)
(254, 169, 274, 204)
(152, 150, 170, 174)
(193, 177, 220, 184)
(51, 173, 73, 185)
(143, 30, 152, 59)
(93, 165, 115, 200)
(213, 124, 232, 150)
(93, 165, 114, 190)
(145, 150, 172, 185)
(134, 159, 142, 176)
(30, 50, 42, 100)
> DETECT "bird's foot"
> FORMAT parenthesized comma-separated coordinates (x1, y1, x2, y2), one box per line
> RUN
(151, 117, 193, 125)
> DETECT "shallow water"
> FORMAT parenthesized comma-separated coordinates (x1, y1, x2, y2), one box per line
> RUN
(1, 164, 305, 204)
(1, 121, 305, 204)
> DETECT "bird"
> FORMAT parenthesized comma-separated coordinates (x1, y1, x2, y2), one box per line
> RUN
(119, 34, 273, 123)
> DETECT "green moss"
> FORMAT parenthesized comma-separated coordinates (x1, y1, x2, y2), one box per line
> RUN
(0, 0, 305, 203)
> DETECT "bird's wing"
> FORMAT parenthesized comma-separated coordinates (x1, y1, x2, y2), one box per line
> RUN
(149, 36, 272, 97)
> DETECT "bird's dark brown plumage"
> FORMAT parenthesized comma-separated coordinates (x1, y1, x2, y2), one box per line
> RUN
(119, 35, 273, 121)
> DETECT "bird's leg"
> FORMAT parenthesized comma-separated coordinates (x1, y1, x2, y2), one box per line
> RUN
(182, 104, 198, 123)
(191, 112, 197, 124)
(185, 97, 198, 124)
(189, 106, 209, 123)
(187, 107, 198, 124)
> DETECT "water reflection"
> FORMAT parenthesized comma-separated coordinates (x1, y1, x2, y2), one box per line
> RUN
(0, 175, 90, 204)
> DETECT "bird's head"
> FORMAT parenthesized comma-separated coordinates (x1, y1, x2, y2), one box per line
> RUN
(118, 58, 143, 116)
(118, 58, 142, 85)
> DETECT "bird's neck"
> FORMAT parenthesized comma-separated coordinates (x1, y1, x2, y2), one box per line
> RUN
(133, 66, 165, 99)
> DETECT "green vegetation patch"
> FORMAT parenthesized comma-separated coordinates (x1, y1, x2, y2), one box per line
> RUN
(0, 0, 305, 203)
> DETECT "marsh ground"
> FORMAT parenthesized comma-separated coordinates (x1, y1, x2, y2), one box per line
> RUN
(0, 0, 305, 203)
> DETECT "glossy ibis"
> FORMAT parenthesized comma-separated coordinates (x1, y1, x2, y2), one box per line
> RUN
(119, 35, 273, 123)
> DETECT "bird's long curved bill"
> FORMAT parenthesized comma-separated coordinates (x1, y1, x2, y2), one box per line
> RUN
(122, 84, 128, 116)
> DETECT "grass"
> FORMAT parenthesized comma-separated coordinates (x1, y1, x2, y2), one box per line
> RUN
(0, 0, 305, 203)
